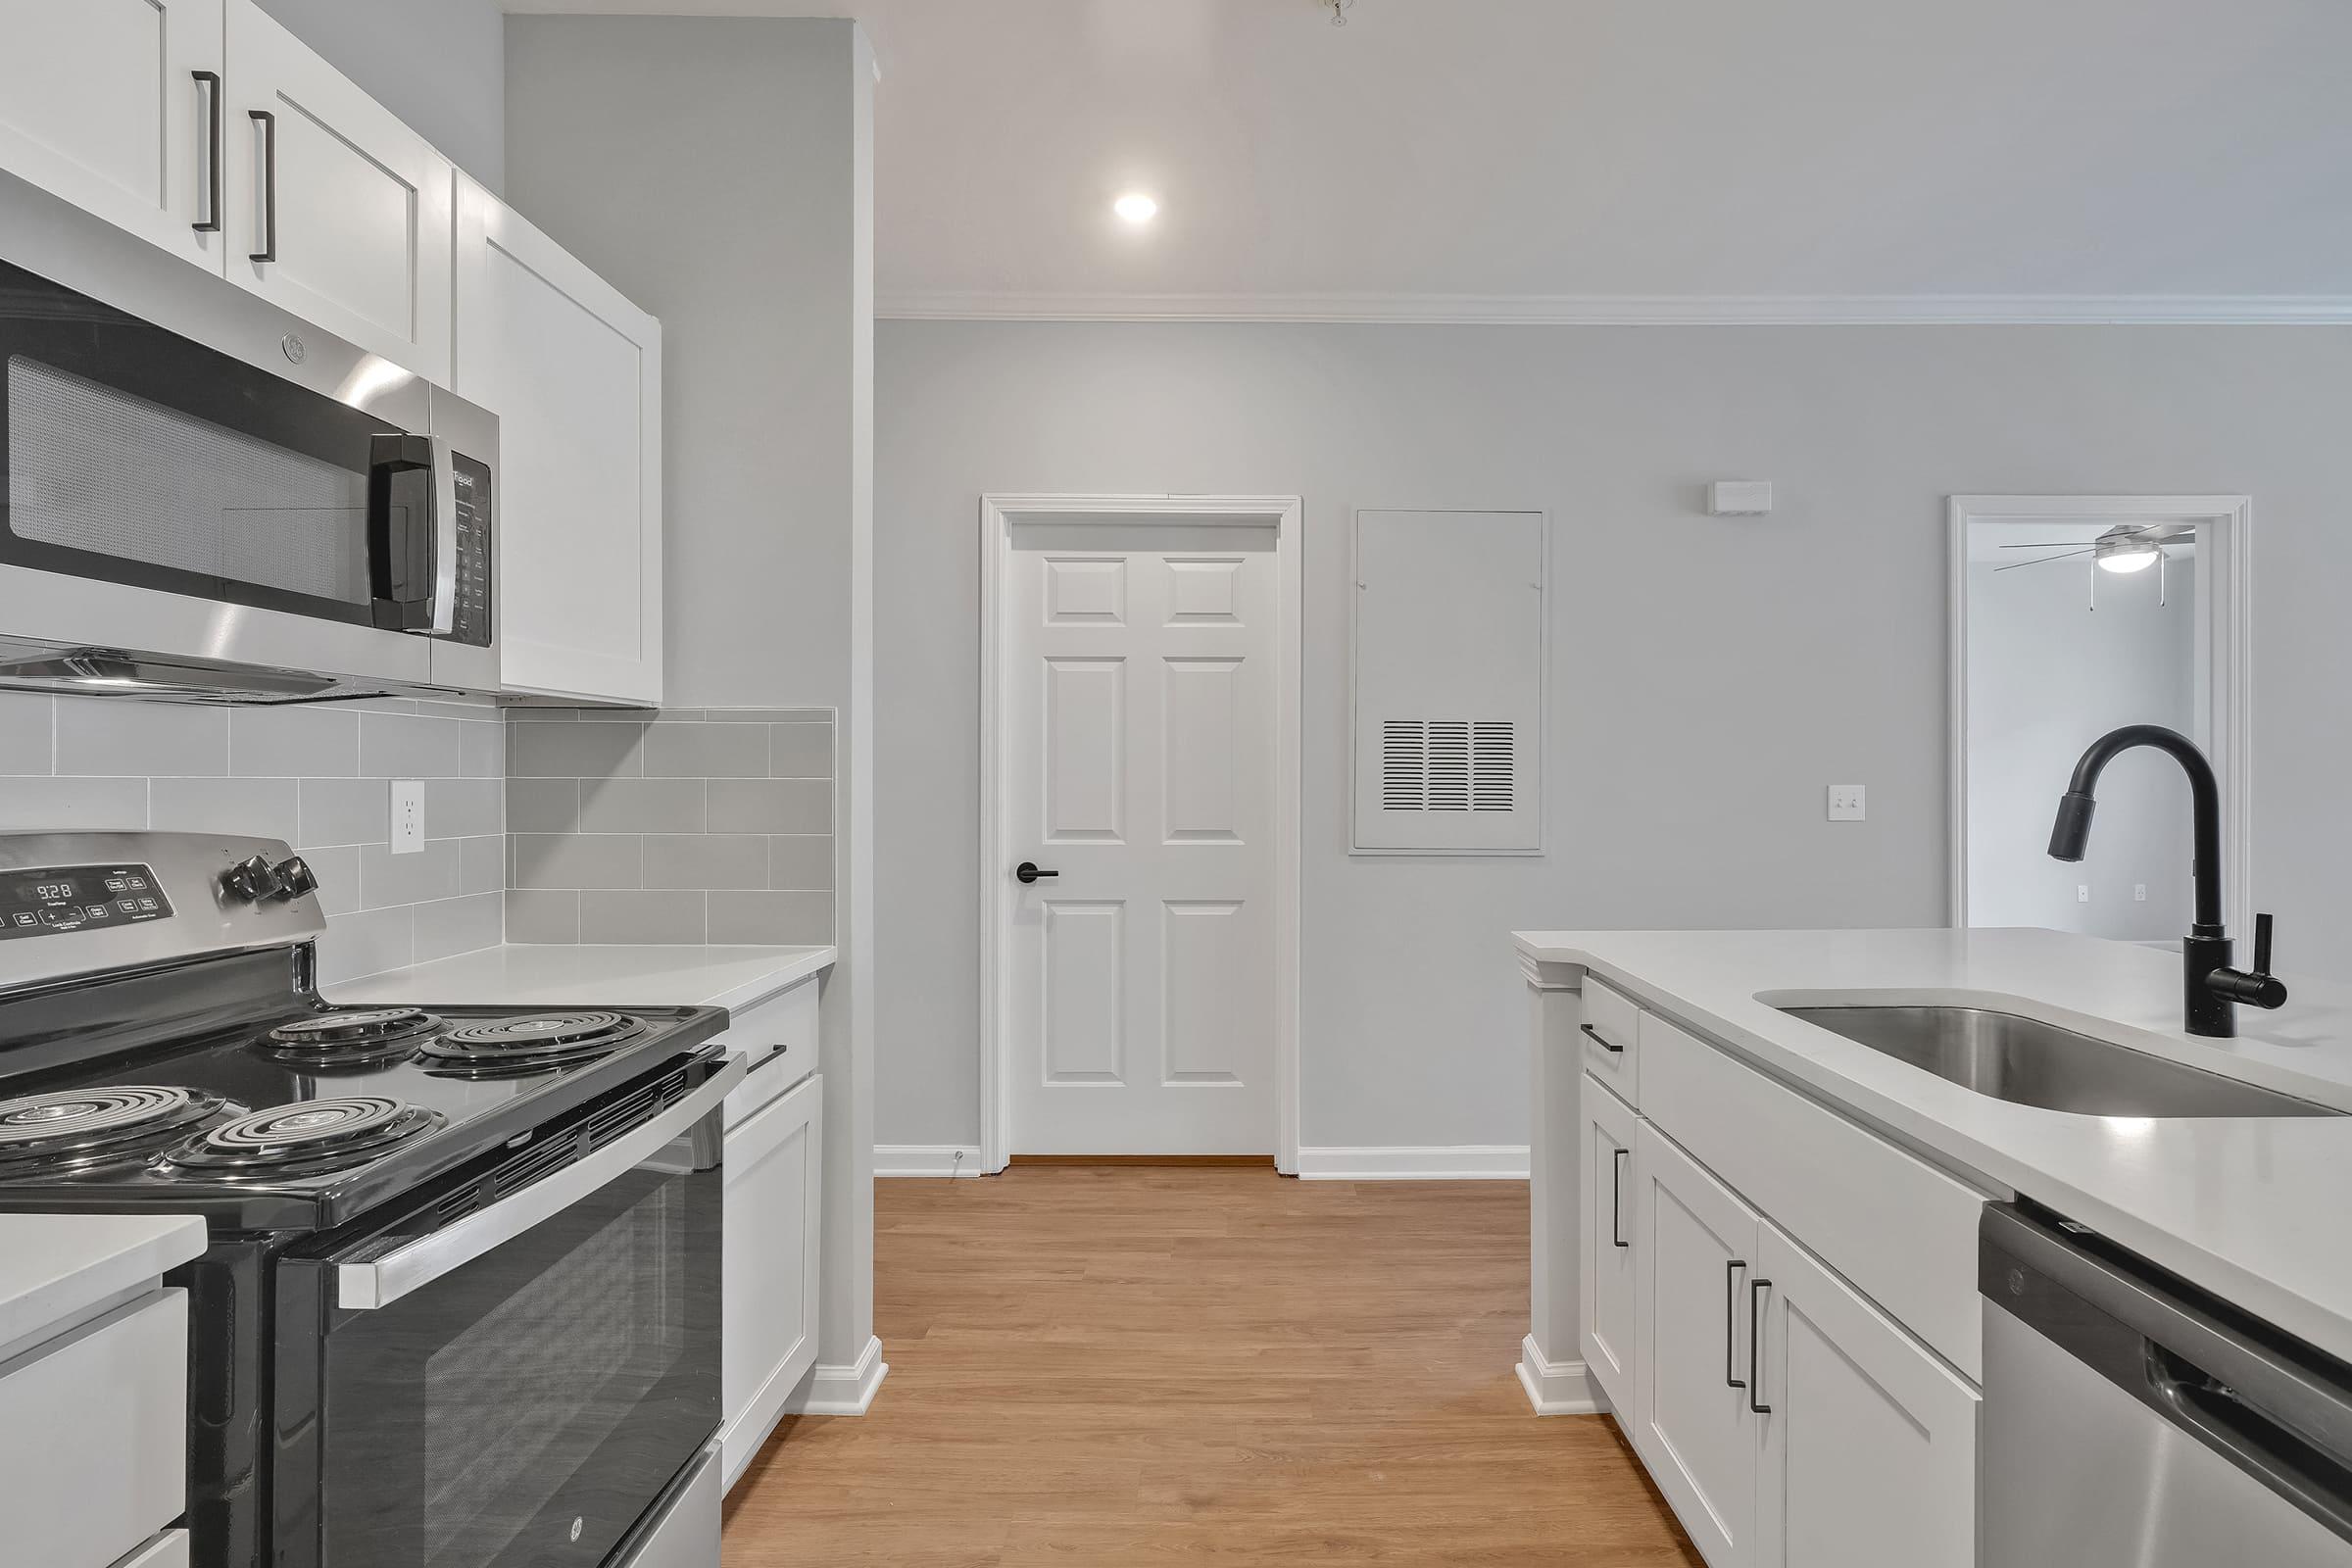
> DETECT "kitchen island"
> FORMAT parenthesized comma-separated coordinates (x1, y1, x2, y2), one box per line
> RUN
(1515, 925, 2352, 1566)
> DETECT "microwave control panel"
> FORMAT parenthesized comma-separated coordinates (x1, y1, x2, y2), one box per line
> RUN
(451, 454, 493, 647)
(0, 864, 173, 940)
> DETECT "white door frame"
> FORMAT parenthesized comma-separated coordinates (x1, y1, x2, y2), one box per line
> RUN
(979, 493, 1304, 1174)
(1947, 494, 2254, 930)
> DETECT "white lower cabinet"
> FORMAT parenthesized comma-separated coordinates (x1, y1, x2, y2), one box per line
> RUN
(720, 1069, 823, 1490)
(1635, 1123, 1763, 1568)
(1606, 1033, 1981, 1568)
(1580, 1072, 1641, 1407)
(1754, 1224, 1979, 1568)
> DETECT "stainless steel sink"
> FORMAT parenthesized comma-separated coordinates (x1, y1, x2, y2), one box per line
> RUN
(1773, 1004, 2340, 1118)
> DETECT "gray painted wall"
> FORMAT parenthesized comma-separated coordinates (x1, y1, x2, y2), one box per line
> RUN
(875, 319, 2352, 1151)
(1966, 557, 2196, 939)
(256, 0, 505, 191)
(506, 13, 876, 1378)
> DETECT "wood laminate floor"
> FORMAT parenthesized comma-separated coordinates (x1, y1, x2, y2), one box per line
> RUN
(722, 1166, 1701, 1566)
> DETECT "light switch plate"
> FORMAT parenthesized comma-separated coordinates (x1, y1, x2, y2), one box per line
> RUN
(1709, 480, 1774, 515)
(1827, 784, 1865, 821)
(391, 780, 424, 855)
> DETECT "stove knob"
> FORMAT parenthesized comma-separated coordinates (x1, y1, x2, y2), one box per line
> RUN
(220, 854, 279, 903)
(271, 856, 318, 901)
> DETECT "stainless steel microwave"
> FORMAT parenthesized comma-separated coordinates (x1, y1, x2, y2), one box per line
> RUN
(0, 179, 496, 703)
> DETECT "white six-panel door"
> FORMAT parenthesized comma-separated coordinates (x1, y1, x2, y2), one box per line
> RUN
(1003, 524, 1279, 1154)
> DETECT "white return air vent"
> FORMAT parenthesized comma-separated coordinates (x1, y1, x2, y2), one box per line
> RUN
(1379, 719, 1516, 812)
(1352, 512, 1545, 855)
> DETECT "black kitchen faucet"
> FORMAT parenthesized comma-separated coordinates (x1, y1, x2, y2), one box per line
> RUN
(2047, 724, 2286, 1038)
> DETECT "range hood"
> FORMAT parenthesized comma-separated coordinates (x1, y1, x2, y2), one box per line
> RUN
(0, 647, 392, 706)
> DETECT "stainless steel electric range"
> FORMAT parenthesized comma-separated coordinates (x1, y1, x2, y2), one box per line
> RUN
(0, 831, 742, 1568)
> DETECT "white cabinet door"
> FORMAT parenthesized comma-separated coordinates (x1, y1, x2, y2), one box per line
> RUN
(720, 1072, 822, 1491)
(1754, 1223, 1979, 1568)
(453, 176, 664, 705)
(1581, 1071, 1640, 1409)
(1636, 1123, 1762, 1568)
(222, 0, 453, 381)
(0, 0, 228, 270)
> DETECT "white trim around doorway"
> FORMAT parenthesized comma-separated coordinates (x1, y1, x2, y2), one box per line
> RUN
(978, 493, 1305, 1175)
(1947, 494, 2254, 931)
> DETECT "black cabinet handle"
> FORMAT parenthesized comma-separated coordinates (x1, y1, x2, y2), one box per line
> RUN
(1015, 861, 1058, 885)
(191, 72, 222, 232)
(1748, 1278, 1773, 1414)
(248, 109, 277, 264)
(1610, 1147, 1630, 1248)
(1726, 1259, 1747, 1390)
(1580, 1022, 1625, 1055)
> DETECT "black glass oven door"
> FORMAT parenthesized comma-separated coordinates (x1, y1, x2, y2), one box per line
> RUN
(274, 1108, 723, 1568)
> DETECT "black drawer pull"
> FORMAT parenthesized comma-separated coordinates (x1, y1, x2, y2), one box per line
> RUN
(1611, 1147, 1630, 1248)
(1726, 1259, 1747, 1389)
(1580, 1022, 1625, 1055)
(1748, 1278, 1773, 1414)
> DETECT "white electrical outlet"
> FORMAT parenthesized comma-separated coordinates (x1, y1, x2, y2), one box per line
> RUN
(2079, 884, 2091, 904)
(1827, 784, 1866, 822)
(391, 780, 425, 855)
(2134, 883, 2148, 903)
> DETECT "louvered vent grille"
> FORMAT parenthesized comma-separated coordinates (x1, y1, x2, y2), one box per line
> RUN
(1380, 720, 1514, 812)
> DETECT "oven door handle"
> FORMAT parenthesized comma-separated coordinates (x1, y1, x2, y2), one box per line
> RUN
(335, 1055, 744, 1311)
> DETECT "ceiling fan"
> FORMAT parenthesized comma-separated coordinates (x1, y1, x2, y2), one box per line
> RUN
(1994, 521, 2194, 606)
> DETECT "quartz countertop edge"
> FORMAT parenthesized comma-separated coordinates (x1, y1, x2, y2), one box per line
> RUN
(328, 944, 836, 1016)
(0, 1212, 208, 1353)
(1515, 925, 2352, 1368)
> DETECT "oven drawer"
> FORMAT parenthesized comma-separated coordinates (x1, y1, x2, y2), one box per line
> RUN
(0, 1289, 187, 1568)
(721, 977, 819, 1128)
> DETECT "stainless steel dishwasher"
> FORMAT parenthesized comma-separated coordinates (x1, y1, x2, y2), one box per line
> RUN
(1982, 1203, 2352, 1566)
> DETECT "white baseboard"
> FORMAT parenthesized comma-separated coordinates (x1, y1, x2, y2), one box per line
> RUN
(875, 1144, 986, 1177)
(785, 1334, 889, 1415)
(1295, 1145, 1531, 1180)
(1517, 1334, 1601, 1415)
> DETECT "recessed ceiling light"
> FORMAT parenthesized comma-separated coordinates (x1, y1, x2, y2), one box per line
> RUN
(1113, 192, 1159, 224)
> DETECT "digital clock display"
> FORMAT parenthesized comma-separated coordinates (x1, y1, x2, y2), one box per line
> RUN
(0, 863, 172, 941)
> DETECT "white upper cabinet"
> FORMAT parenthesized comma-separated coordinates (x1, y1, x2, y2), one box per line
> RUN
(0, 0, 230, 268)
(221, 0, 453, 382)
(453, 175, 664, 706)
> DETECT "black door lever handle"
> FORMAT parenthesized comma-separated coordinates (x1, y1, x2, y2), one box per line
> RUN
(1015, 861, 1058, 885)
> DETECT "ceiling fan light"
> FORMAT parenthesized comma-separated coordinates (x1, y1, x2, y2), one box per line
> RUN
(2096, 544, 2159, 573)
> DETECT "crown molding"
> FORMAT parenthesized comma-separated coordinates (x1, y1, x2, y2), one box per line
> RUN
(877, 290, 2352, 326)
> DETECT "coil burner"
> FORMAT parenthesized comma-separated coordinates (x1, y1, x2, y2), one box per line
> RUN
(259, 1007, 445, 1065)
(416, 1011, 649, 1075)
(161, 1096, 444, 1176)
(0, 1086, 236, 1175)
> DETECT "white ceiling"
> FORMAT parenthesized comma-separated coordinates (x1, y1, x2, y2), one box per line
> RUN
(504, 0, 2352, 318)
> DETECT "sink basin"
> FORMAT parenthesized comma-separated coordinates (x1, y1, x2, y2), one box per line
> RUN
(1773, 1004, 2340, 1119)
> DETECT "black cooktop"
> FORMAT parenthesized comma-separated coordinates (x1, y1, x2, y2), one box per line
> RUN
(0, 996, 727, 1231)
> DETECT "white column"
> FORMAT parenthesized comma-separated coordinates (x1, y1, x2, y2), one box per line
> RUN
(1519, 954, 1599, 1414)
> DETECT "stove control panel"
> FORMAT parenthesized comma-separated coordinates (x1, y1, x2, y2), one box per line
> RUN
(0, 863, 174, 940)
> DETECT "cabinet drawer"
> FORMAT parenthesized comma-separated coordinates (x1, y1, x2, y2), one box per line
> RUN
(719, 978, 820, 1128)
(0, 1290, 188, 1568)
(1641, 1010, 1989, 1380)
(1581, 977, 1641, 1101)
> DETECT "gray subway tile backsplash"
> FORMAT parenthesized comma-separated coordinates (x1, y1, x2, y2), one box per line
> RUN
(499, 707, 837, 947)
(580, 777, 707, 834)
(0, 694, 831, 971)
(644, 722, 768, 779)
(0, 692, 510, 985)
(581, 890, 708, 945)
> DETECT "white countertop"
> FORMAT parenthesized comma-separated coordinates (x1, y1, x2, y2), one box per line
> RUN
(331, 944, 834, 1017)
(0, 1212, 207, 1353)
(1515, 925, 2352, 1364)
